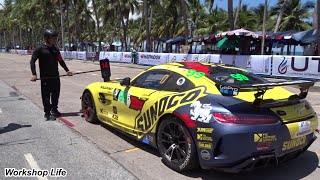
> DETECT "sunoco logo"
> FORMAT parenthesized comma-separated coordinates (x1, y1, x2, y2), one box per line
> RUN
(278, 57, 289, 74)
(140, 54, 161, 59)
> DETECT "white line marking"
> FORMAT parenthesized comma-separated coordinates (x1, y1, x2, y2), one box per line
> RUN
(24, 153, 48, 180)
(0, 108, 2, 113)
(91, 74, 99, 76)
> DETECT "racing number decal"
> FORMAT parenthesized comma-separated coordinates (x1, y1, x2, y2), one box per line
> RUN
(230, 73, 249, 81)
(186, 69, 205, 78)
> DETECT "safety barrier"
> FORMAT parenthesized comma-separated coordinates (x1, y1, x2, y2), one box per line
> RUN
(3, 50, 320, 80)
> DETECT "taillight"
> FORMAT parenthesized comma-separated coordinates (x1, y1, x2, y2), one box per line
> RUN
(213, 113, 278, 125)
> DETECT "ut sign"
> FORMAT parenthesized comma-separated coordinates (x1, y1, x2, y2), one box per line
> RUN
(273, 56, 320, 79)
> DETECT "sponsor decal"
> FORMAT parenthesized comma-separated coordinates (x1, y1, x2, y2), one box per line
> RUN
(100, 86, 112, 90)
(179, 142, 192, 170)
(295, 121, 312, 138)
(190, 101, 213, 123)
(198, 142, 212, 150)
(254, 133, 277, 142)
(257, 142, 271, 150)
(197, 128, 214, 133)
(200, 150, 211, 160)
(230, 73, 249, 81)
(282, 136, 306, 151)
(142, 135, 150, 144)
(113, 89, 131, 105)
(278, 57, 289, 74)
(135, 87, 207, 138)
(219, 85, 239, 96)
(197, 134, 213, 141)
(176, 77, 185, 86)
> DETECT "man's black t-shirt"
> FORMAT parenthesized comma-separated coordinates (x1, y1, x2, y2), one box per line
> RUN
(30, 44, 69, 78)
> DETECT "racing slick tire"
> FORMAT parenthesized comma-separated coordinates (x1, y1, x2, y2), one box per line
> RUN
(82, 91, 99, 124)
(157, 118, 198, 172)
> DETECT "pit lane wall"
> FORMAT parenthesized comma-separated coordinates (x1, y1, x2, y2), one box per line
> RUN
(4, 50, 320, 80)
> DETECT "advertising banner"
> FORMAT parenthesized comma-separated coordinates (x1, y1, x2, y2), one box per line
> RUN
(71, 51, 77, 59)
(250, 55, 271, 75)
(64, 51, 73, 59)
(272, 55, 320, 79)
(86, 52, 96, 60)
(108, 52, 123, 62)
(99, 51, 105, 60)
(76, 51, 87, 60)
(210, 54, 220, 63)
(220, 55, 235, 65)
(122, 52, 133, 63)
(138, 52, 168, 65)
(234, 55, 250, 69)
(198, 54, 211, 62)
(168, 53, 187, 62)
(186, 54, 199, 61)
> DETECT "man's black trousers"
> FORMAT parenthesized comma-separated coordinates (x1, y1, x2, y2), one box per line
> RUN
(41, 78, 60, 113)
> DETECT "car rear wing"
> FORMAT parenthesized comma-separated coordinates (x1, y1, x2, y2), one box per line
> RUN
(215, 78, 317, 106)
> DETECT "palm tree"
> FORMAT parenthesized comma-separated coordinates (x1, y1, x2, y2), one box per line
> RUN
(228, 0, 234, 30)
(271, 0, 314, 31)
(234, 0, 242, 29)
(205, 0, 215, 14)
(274, 0, 288, 32)
(236, 4, 257, 30)
(180, 0, 189, 45)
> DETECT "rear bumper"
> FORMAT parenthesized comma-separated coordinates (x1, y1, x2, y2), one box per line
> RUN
(203, 135, 317, 173)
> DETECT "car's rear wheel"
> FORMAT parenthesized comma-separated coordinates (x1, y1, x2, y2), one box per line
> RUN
(82, 91, 98, 123)
(157, 118, 198, 172)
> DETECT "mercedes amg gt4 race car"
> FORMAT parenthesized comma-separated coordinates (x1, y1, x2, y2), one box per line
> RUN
(81, 61, 318, 173)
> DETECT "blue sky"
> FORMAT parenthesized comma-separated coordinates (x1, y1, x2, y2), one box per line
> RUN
(200, 0, 313, 9)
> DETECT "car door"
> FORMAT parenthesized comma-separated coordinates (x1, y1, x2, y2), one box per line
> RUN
(111, 70, 173, 135)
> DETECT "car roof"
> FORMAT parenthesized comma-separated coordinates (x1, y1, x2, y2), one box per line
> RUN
(151, 62, 245, 72)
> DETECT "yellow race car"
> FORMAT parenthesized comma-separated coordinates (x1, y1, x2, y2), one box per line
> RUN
(81, 62, 318, 172)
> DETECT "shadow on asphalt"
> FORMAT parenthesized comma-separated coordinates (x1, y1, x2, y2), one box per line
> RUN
(181, 150, 319, 180)
(61, 112, 81, 117)
(0, 123, 32, 134)
(99, 123, 160, 157)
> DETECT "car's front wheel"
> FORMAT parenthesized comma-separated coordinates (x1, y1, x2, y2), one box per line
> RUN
(82, 91, 99, 123)
(157, 118, 198, 172)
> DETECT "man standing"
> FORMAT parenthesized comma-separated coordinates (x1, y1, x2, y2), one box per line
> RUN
(30, 29, 73, 120)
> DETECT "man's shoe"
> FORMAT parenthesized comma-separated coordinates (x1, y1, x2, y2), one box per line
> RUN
(44, 112, 55, 121)
(51, 109, 62, 117)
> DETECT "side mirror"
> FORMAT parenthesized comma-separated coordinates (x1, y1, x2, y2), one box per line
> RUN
(120, 77, 131, 86)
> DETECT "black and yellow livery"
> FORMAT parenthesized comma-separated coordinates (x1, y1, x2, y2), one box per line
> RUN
(81, 62, 318, 172)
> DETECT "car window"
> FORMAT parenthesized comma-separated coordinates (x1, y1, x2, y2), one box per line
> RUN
(162, 73, 195, 92)
(131, 70, 172, 90)
(209, 66, 268, 85)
